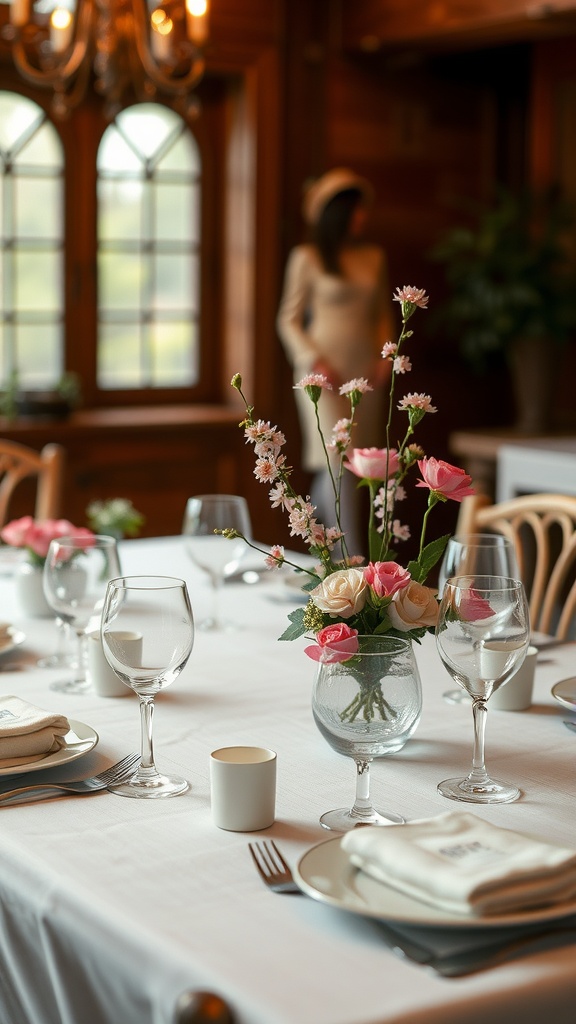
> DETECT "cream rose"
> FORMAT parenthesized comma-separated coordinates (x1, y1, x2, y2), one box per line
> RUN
(310, 568, 367, 619)
(387, 580, 439, 631)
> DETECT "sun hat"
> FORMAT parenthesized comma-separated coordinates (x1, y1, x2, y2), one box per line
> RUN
(302, 167, 374, 225)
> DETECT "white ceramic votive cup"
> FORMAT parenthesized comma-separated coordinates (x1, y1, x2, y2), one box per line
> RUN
(87, 629, 142, 697)
(490, 645, 538, 711)
(210, 746, 277, 831)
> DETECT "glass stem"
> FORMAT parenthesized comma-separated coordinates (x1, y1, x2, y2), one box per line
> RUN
(139, 696, 156, 772)
(469, 698, 490, 785)
(211, 576, 223, 628)
(350, 758, 375, 820)
(74, 628, 87, 682)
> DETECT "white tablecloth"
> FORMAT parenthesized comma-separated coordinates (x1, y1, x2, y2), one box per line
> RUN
(0, 536, 575, 1024)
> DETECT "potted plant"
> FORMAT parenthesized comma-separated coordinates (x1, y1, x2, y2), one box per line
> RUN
(0, 372, 82, 421)
(430, 187, 576, 432)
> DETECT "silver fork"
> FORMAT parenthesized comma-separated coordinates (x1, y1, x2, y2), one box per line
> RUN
(0, 751, 140, 804)
(248, 839, 301, 894)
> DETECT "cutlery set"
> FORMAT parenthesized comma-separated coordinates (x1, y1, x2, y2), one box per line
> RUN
(248, 840, 576, 977)
(0, 752, 139, 803)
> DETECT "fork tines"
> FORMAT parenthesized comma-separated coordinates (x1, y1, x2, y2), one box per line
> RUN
(98, 752, 139, 785)
(249, 839, 289, 879)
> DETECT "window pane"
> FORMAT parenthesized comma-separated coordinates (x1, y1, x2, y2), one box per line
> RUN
(99, 252, 143, 310)
(97, 127, 142, 174)
(118, 104, 182, 161)
(0, 92, 63, 389)
(153, 182, 194, 242)
(97, 102, 201, 391)
(17, 323, 62, 387)
(152, 254, 196, 312)
(98, 325, 143, 388)
(150, 321, 198, 386)
(15, 177, 61, 239)
(98, 179, 143, 241)
(14, 251, 61, 311)
(0, 93, 43, 152)
(13, 121, 62, 170)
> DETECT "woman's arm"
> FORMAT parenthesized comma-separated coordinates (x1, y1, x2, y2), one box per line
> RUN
(276, 246, 320, 375)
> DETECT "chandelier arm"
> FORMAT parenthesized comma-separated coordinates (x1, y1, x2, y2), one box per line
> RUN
(11, 0, 94, 92)
(131, 0, 206, 96)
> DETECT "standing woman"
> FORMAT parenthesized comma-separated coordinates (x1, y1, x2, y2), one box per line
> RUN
(276, 167, 394, 554)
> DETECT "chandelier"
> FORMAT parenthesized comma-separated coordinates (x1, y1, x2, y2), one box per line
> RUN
(3, 0, 209, 120)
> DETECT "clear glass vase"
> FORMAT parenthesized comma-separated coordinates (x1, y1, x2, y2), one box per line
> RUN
(312, 634, 422, 830)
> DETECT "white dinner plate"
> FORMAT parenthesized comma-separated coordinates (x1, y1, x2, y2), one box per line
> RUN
(551, 678, 576, 711)
(0, 626, 26, 656)
(294, 835, 576, 930)
(0, 720, 99, 777)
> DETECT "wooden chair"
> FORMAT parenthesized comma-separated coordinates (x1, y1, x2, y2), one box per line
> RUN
(0, 440, 65, 527)
(455, 492, 576, 639)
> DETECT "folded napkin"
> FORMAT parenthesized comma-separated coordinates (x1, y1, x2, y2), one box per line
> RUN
(0, 695, 70, 768)
(341, 812, 576, 917)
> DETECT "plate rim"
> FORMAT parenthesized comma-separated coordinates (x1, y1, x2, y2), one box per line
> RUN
(0, 627, 26, 656)
(0, 719, 99, 777)
(551, 678, 576, 711)
(294, 834, 576, 930)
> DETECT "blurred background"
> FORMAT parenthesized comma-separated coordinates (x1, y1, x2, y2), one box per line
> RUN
(0, 0, 575, 553)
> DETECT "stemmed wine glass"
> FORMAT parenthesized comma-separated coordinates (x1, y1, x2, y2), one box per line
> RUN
(311, 635, 422, 831)
(438, 534, 519, 705)
(182, 494, 252, 630)
(101, 575, 194, 798)
(43, 535, 121, 694)
(436, 574, 530, 804)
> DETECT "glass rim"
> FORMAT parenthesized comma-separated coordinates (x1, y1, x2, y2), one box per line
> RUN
(106, 574, 187, 591)
(444, 573, 523, 592)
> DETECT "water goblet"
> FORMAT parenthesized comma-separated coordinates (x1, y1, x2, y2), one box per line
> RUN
(311, 634, 422, 831)
(436, 574, 530, 804)
(439, 534, 519, 705)
(182, 494, 252, 631)
(43, 534, 121, 694)
(101, 575, 194, 798)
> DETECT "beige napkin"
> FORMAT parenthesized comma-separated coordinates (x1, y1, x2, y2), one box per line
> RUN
(341, 811, 576, 917)
(0, 695, 70, 768)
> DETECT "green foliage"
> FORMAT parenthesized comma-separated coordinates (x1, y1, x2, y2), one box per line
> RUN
(430, 187, 576, 371)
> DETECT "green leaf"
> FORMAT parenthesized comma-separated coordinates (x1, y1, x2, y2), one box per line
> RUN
(409, 533, 450, 583)
(278, 607, 307, 641)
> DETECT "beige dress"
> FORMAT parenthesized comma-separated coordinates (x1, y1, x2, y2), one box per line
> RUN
(276, 243, 393, 472)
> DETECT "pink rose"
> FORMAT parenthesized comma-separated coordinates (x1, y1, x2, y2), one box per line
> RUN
(388, 580, 439, 631)
(457, 587, 495, 622)
(415, 458, 474, 503)
(1, 515, 35, 548)
(304, 623, 359, 663)
(364, 561, 411, 599)
(310, 568, 367, 619)
(344, 447, 400, 481)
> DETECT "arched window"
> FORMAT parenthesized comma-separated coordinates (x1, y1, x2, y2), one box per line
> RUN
(97, 104, 201, 390)
(0, 91, 64, 390)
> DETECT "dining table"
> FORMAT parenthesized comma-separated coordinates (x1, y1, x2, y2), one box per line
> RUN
(0, 534, 575, 1024)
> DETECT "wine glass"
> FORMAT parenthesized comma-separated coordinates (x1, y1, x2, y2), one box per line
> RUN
(43, 535, 121, 694)
(37, 618, 76, 669)
(101, 575, 194, 798)
(436, 574, 530, 804)
(311, 634, 422, 831)
(439, 534, 519, 705)
(182, 494, 252, 630)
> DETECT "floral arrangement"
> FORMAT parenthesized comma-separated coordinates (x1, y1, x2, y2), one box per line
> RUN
(1, 516, 94, 567)
(227, 286, 474, 700)
(86, 498, 145, 539)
